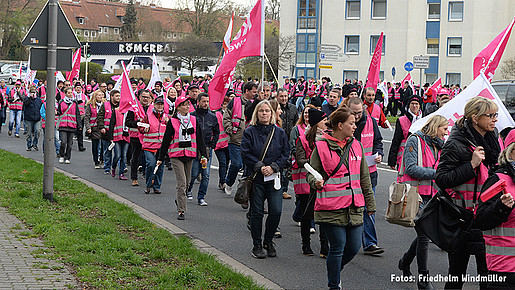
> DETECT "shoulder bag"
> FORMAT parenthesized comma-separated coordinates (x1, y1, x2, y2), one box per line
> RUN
(234, 126, 276, 205)
(385, 136, 423, 227)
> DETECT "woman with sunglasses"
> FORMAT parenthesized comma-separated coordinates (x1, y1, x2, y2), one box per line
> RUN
(435, 96, 501, 289)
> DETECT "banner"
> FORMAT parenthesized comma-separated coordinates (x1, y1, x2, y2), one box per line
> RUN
(473, 17, 515, 81)
(223, 12, 235, 53)
(66, 47, 81, 82)
(146, 54, 161, 92)
(208, 0, 264, 110)
(429, 77, 442, 99)
(23, 61, 36, 89)
(410, 73, 515, 133)
(114, 57, 134, 91)
(119, 62, 145, 120)
(401, 73, 415, 95)
(365, 32, 383, 91)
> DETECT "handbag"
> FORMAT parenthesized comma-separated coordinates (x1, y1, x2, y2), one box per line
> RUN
(414, 190, 474, 253)
(234, 126, 276, 205)
(385, 136, 423, 227)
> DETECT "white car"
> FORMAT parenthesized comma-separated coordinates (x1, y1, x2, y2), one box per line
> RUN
(0, 66, 26, 84)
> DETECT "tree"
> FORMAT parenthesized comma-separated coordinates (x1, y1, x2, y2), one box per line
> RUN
(265, 0, 279, 20)
(167, 34, 219, 76)
(501, 57, 515, 79)
(121, 0, 138, 41)
(176, 0, 231, 39)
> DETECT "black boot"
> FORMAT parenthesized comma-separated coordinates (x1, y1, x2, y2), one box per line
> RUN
(417, 272, 434, 289)
(302, 243, 314, 256)
(398, 257, 412, 276)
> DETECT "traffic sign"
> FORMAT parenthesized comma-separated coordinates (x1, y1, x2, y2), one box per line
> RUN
(392, 67, 396, 77)
(320, 52, 349, 63)
(320, 44, 342, 53)
(21, 1, 80, 48)
(404, 62, 414, 72)
(413, 55, 430, 69)
(319, 65, 333, 69)
(29, 48, 72, 71)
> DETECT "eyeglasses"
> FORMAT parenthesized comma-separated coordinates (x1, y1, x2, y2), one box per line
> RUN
(483, 113, 499, 119)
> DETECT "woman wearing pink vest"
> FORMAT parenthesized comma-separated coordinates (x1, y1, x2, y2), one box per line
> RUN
(436, 96, 501, 289)
(84, 90, 105, 168)
(56, 87, 81, 164)
(397, 115, 448, 289)
(476, 129, 515, 289)
(293, 108, 328, 257)
(214, 92, 233, 191)
(157, 95, 207, 221)
(306, 107, 376, 290)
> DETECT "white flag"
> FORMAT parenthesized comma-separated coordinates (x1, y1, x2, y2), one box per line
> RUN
(23, 61, 36, 89)
(55, 71, 66, 83)
(377, 80, 388, 108)
(410, 73, 515, 133)
(146, 54, 161, 92)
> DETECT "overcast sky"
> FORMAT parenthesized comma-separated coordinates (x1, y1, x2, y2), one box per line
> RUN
(161, 0, 257, 10)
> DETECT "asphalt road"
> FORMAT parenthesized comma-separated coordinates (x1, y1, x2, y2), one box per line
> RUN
(0, 123, 481, 290)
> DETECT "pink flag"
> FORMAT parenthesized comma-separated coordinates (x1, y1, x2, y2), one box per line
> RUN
(223, 12, 235, 53)
(119, 62, 145, 120)
(365, 32, 383, 91)
(209, 0, 264, 110)
(66, 47, 82, 82)
(429, 77, 442, 99)
(401, 73, 415, 93)
(473, 17, 515, 81)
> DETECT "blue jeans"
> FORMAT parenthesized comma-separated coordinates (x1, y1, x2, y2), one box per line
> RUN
(25, 120, 40, 148)
(362, 187, 378, 249)
(143, 150, 164, 190)
(91, 139, 101, 165)
(226, 143, 242, 187)
(321, 223, 364, 290)
(250, 182, 283, 245)
(188, 148, 212, 201)
(215, 147, 229, 185)
(102, 139, 113, 172)
(281, 168, 290, 194)
(112, 140, 129, 175)
(295, 96, 305, 112)
(9, 109, 22, 135)
(41, 128, 60, 155)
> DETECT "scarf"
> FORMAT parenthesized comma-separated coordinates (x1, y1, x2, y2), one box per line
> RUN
(467, 120, 501, 168)
(95, 102, 102, 113)
(63, 96, 73, 104)
(177, 112, 193, 142)
(408, 109, 422, 123)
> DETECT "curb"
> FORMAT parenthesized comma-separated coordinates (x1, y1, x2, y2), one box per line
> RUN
(48, 164, 282, 290)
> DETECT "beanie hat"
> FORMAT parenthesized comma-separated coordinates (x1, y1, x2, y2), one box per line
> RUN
(309, 96, 323, 108)
(308, 108, 327, 127)
(504, 129, 515, 148)
(407, 95, 423, 107)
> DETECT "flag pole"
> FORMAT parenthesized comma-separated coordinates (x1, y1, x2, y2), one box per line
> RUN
(261, 55, 265, 90)
(214, 46, 224, 72)
(264, 52, 279, 86)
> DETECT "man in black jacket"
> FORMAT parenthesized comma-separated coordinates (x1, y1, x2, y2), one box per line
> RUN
(186, 93, 219, 206)
(23, 87, 42, 151)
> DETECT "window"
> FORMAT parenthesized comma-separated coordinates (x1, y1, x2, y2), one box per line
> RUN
(345, 35, 359, 54)
(428, 3, 440, 20)
(173, 33, 177, 39)
(84, 30, 89, 37)
(346, 0, 360, 19)
(166, 32, 171, 38)
(98, 27, 103, 34)
(76, 29, 81, 36)
(344, 70, 358, 81)
(371, 0, 386, 19)
(449, 2, 463, 21)
(138, 30, 143, 36)
(446, 73, 461, 86)
(307, 34, 316, 51)
(91, 31, 97, 37)
(298, 18, 307, 29)
(298, 0, 307, 16)
(297, 35, 306, 51)
(370, 35, 385, 55)
(379, 71, 384, 82)
(103, 27, 108, 34)
(427, 38, 439, 55)
(77, 17, 84, 24)
(308, 0, 316, 16)
(298, 0, 317, 29)
(447, 37, 462, 56)
(307, 18, 316, 29)
(114, 28, 119, 34)
(306, 68, 315, 79)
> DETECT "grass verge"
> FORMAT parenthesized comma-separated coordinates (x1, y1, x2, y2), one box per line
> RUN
(386, 116, 399, 125)
(0, 149, 263, 289)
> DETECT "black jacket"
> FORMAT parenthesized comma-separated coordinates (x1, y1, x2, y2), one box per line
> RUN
(280, 102, 299, 141)
(321, 103, 338, 117)
(158, 116, 208, 162)
(354, 114, 384, 187)
(23, 96, 42, 122)
(387, 114, 414, 167)
(125, 105, 150, 141)
(192, 108, 219, 149)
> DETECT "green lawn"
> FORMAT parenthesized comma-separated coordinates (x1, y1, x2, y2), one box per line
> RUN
(0, 149, 263, 289)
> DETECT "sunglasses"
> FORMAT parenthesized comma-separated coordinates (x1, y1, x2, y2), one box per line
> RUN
(483, 113, 498, 119)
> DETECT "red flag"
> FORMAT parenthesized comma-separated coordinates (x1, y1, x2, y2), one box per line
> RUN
(208, 0, 264, 110)
(473, 17, 515, 81)
(429, 77, 442, 99)
(66, 47, 81, 82)
(365, 32, 383, 91)
(119, 62, 144, 120)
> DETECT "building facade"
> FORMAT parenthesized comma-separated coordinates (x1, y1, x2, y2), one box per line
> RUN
(279, 0, 515, 86)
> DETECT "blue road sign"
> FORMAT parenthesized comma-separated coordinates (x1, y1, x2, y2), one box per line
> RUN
(392, 67, 396, 77)
(404, 62, 413, 72)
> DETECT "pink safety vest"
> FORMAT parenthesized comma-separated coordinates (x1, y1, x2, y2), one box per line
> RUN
(292, 131, 312, 195)
(215, 110, 229, 150)
(103, 102, 113, 132)
(399, 135, 439, 196)
(167, 116, 197, 158)
(388, 87, 394, 98)
(89, 104, 98, 128)
(231, 97, 244, 134)
(446, 147, 489, 211)
(314, 139, 365, 211)
(306, 83, 316, 97)
(39, 85, 47, 100)
(76, 93, 88, 115)
(482, 173, 515, 273)
(367, 103, 381, 123)
(112, 106, 128, 142)
(234, 81, 243, 97)
(199, 80, 206, 93)
(129, 102, 146, 140)
(396, 116, 412, 168)
(58, 101, 78, 129)
(141, 106, 167, 150)
(360, 116, 377, 173)
(9, 89, 25, 110)
(394, 87, 401, 99)
(294, 82, 306, 98)
(0, 86, 8, 106)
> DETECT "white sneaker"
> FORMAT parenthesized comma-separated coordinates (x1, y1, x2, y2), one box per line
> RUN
(224, 184, 232, 196)
(65, 160, 71, 164)
(198, 199, 208, 206)
(59, 157, 64, 164)
(310, 227, 316, 234)
(186, 191, 193, 200)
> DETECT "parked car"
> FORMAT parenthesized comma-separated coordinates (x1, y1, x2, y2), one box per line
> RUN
(0, 65, 26, 84)
(492, 80, 515, 117)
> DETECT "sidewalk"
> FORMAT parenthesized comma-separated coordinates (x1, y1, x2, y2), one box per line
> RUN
(0, 207, 78, 289)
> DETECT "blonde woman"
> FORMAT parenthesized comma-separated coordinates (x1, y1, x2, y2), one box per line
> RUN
(436, 96, 500, 289)
(397, 115, 448, 289)
(241, 100, 290, 259)
(85, 90, 106, 168)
